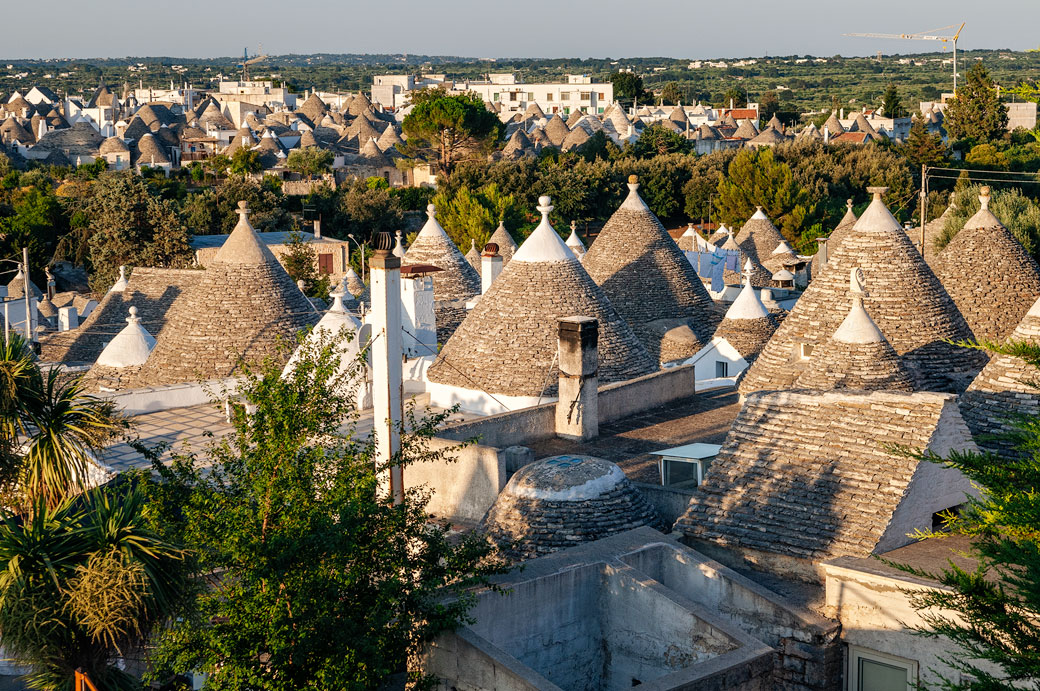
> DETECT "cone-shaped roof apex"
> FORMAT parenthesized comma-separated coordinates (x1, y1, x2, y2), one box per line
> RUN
(832, 269, 884, 344)
(213, 202, 278, 265)
(513, 197, 576, 263)
(726, 267, 770, 321)
(95, 306, 156, 368)
(620, 176, 650, 212)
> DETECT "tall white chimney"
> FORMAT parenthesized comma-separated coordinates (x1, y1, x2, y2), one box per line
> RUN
(369, 231, 404, 503)
(481, 243, 503, 294)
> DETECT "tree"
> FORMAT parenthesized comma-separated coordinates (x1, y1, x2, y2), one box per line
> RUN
(904, 116, 947, 168)
(336, 179, 404, 241)
(280, 231, 330, 299)
(896, 338, 1040, 689)
(141, 334, 504, 690)
(938, 184, 1040, 261)
(184, 175, 294, 236)
(401, 92, 502, 177)
(943, 63, 1009, 145)
(610, 71, 652, 107)
(881, 82, 906, 118)
(633, 124, 689, 158)
(0, 484, 190, 691)
(716, 147, 811, 242)
(286, 148, 333, 178)
(229, 148, 262, 176)
(431, 183, 525, 250)
(84, 172, 194, 294)
(759, 91, 781, 122)
(659, 82, 681, 106)
(719, 87, 746, 109)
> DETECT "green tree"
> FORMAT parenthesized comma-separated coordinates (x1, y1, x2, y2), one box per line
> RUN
(336, 179, 404, 241)
(84, 172, 194, 294)
(0, 186, 65, 285)
(718, 87, 746, 109)
(633, 124, 689, 158)
(759, 91, 781, 121)
(716, 147, 811, 242)
(280, 231, 330, 299)
(944, 63, 1009, 145)
(286, 148, 333, 178)
(897, 338, 1040, 689)
(965, 143, 1009, 168)
(431, 183, 525, 249)
(229, 148, 262, 176)
(401, 92, 502, 177)
(659, 82, 681, 106)
(141, 334, 504, 690)
(938, 184, 1040, 261)
(184, 176, 294, 236)
(881, 82, 906, 118)
(904, 116, 947, 168)
(610, 71, 652, 107)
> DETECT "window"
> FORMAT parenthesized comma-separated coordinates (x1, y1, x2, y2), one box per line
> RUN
(492, 92, 499, 101)
(799, 343, 814, 360)
(848, 647, 917, 691)
(546, 93, 553, 102)
(509, 92, 517, 102)
(528, 92, 534, 101)
(715, 361, 729, 378)
(598, 92, 605, 99)
(561, 91, 570, 100)
(580, 91, 592, 101)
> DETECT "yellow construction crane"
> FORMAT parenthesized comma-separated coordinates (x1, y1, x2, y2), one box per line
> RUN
(845, 22, 966, 92)
(239, 45, 268, 82)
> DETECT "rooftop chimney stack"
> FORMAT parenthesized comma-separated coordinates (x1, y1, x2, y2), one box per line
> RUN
(369, 230, 404, 504)
(313, 216, 322, 239)
(481, 243, 502, 294)
(555, 316, 599, 441)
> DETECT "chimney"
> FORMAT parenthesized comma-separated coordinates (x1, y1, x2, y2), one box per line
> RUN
(556, 317, 599, 441)
(481, 243, 502, 294)
(313, 215, 322, 239)
(369, 230, 404, 503)
(58, 306, 78, 332)
(45, 267, 55, 300)
(840, 108, 844, 120)
(823, 126, 830, 144)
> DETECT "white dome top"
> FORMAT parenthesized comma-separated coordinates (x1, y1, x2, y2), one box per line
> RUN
(416, 204, 451, 241)
(681, 223, 698, 238)
(726, 262, 770, 320)
(751, 206, 769, 220)
(109, 265, 129, 293)
(393, 230, 406, 259)
(832, 268, 885, 344)
(565, 221, 586, 254)
(95, 307, 155, 368)
(620, 179, 651, 212)
(772, 269, 795, 281)
(512, 196, 577, 263)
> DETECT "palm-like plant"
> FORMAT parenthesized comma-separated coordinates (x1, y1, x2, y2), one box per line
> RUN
(0, 485, 190, 691)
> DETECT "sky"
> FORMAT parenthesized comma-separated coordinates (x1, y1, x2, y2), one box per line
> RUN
(7, 0, 1038, 60)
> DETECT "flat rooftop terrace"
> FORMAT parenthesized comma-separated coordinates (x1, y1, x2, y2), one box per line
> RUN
(526, 388, 740, 483)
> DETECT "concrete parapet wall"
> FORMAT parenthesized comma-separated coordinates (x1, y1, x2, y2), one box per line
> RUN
(99, 377, 241, 415)
(633, 483, 696, 527)
(436, 402, 557, 448)
(405, 438, 509, 523)
(598, 364, 696, 425)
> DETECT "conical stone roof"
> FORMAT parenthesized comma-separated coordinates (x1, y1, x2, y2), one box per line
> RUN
(464, 239, 481, 273)
(344, 266, 365, 297)
(934, 187, 1040, 343)
(427, 196, 656, 398)
(823, 113, 844, 136)
(127, 202, 319, 388)
(794, 268, 914, 392)
(582, 177, 720, 362)
(298, 92, 328, 125)
(739, 187, 986, 396)
(543, 114, 570, 147)
(811, 199, 857, 279)
(402, 205, 481, 302)
(376, 124, 403, 152)
(732, 119, 758, 139)
(959, 296, 1040, 457)
(713, 262, 780, 363)
(502, 128, 532, 158)
(489, 221, 518, 265)
(735, 207, 788, 286)
(565, 221, 586, 258)
(560, 126, 589, 151)
(6, 267, 42, 300)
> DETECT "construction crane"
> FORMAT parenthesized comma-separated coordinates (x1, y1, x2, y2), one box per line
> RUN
(845, 22, 965, 92)
(239, 45, 268, 82)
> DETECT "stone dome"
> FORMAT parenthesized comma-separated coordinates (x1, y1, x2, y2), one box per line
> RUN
(480, 455, 662, 561)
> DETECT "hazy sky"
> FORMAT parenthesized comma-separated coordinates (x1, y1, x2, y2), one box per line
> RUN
(7, 0, 1038, 60)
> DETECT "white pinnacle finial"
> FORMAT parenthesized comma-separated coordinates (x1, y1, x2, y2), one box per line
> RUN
(236, 200, 249, 217)
(832, 267, 883, 344)
(126, 305, 140, 324)
(867, 186, 888, 201)
(979, 186, 991, 210)
(850, 267, 867, 298)
(329, 279, 347, 313)
(571, 220, 577, 232)
(847, 198, 853, 211)
(426, 203, 436, 219)
(537, 195, 553, 217)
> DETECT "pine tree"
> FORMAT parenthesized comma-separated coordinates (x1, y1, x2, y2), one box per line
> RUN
(898, 338, 1040, 688)
(943, 63, 1009, 145)
(904, 115, 947, 168)
(881, 82, 906, 118)
(715, 147, 810, 242)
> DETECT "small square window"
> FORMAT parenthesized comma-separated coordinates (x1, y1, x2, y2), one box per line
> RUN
(848, 646, 917, 691)
(800, 344, 814, 360)
(715, 361, 728, 378)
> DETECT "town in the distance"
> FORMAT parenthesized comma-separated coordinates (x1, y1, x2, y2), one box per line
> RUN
(0, 34, 1039, 691)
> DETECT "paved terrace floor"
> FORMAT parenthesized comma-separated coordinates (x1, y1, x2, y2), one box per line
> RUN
(527, 387, 741, 483)
(102, 393, 480, 473)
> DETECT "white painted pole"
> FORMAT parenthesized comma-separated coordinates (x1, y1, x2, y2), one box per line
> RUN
(369, 231, 404, 503)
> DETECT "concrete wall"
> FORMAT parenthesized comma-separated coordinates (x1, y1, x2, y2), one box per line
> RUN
(621, 543, 842, 691)
(468, 564, 605, 691)
(424, 628, 562, 691)
(404, 438, 509, 524)
(436, 402, 557, 449)
(633, 482, 696, 527)
(598, 365, 696, 425)
(823, 559, 994, 688)
(99, 377, 241, 415)
(601, 563, 737, 689)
